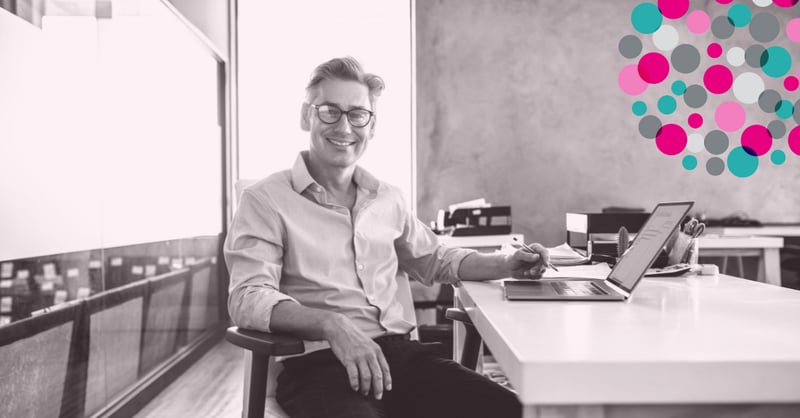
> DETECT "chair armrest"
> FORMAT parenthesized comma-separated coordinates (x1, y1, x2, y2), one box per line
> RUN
(445, 308, 473, 325)
(225, 326, 305, 356)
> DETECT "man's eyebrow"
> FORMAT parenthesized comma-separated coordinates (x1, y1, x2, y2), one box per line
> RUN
(317, 101, 370, 111)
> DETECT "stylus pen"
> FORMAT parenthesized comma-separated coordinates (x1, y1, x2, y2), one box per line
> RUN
(512, 237, 559, 272)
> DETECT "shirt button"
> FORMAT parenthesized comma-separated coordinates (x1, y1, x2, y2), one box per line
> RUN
(357, 263, 365, 271)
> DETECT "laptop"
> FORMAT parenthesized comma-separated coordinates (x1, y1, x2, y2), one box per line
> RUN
(503, 201, 694, 301)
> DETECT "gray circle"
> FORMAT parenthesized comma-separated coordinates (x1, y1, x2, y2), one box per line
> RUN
(745, 45, 767, 68)
(795, 99, 800, 125)
(639, 115, 662, 139)
(768, 120, 786, 139)
(750, 13, 780, 43)
(758, 89, 781, 113)
(706, 157, 725, 176)
(619, 35, 642, 59)
(684, 85, 708, 109)
(705, 130, 729, 155)
(711, 16, 735, 39)
(671, 44, 701, 74)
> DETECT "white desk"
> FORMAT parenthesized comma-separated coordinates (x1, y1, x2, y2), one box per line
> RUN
(698, 236, 784, 286)
(455, 276, 800, 418)
(438, 233, 524, 251)
(706, 225, 800, 237)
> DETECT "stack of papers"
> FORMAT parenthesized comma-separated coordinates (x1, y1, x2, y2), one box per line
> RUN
(547, 243, 590, 266)
(542, 262, 611, 279)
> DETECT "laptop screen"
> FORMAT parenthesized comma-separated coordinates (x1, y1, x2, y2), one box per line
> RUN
(607, 201, 694, 293)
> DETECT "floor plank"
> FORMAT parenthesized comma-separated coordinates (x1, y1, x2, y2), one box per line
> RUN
(134, 339, 244, 418)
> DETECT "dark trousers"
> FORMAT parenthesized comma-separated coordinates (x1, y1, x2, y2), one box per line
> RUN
(276, 335, 521, 418)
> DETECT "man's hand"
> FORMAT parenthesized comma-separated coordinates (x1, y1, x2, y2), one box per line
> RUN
(507, 242, 549, 279)
(324, 315, 392, 400)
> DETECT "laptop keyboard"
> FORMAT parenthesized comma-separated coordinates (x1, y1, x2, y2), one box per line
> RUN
(551, 281, 607, 296)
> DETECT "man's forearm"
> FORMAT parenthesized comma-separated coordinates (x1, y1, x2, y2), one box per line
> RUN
(457, 252, 511, 281)
(269, 300, 345, 341)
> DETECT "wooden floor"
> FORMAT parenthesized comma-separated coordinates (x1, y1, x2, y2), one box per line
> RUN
(134, 339, 245, 418)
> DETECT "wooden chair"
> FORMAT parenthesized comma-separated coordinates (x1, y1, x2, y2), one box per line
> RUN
(225, 276, 482, 418)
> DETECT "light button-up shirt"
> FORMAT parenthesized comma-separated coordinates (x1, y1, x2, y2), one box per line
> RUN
(225, 152, 475, 354)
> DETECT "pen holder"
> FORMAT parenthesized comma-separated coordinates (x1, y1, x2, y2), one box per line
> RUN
(666, 230, 699, 265)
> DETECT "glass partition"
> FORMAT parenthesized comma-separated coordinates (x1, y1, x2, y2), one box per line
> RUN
(0, 0, 226, 415)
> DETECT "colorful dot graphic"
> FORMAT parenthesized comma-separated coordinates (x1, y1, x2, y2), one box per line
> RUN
(619, 0, 800, 177)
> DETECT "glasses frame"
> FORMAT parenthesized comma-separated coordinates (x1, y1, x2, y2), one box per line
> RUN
(308, 103, 374, 128)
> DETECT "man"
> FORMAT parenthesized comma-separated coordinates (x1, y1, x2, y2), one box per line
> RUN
(225, 56, 549, 418)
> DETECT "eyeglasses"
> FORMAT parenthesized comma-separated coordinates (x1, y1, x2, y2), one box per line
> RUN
(309, 104, 374, 128)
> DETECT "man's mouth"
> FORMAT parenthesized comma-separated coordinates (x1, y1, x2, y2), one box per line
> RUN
(326, 137, 356, 147)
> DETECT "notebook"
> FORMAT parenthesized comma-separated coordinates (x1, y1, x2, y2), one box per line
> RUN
(503, 201, 693, 301)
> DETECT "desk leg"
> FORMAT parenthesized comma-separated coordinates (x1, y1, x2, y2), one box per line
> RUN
(524, 405, 605, 418)
(763, 248, 782, 286)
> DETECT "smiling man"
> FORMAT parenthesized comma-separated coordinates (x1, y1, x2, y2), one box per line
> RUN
(225, 57, 548, 418)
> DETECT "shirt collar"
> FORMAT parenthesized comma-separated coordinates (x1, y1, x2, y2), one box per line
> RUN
(290, 151, 381, 196)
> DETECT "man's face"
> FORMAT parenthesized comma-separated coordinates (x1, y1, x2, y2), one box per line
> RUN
(303, 78, 374, 171)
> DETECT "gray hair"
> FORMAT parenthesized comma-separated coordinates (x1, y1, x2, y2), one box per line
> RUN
(305, 57, 385, 109)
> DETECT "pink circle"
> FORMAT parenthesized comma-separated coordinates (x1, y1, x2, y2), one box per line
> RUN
(656, 124, 687, 156)
(707, 43, 722, 58)
(658, 0, 689, 19)
(741, 125, 773, 157)
(638, 52, 670, 84)
(715, 101, 746, 132)
(688, 113, 704, 129)
(775, 0, 799, 8)
(619, 64, 648, 95)
(716, 0, 733, 3)
(686, 11, 710, 34)
(704, 65, 733, 94)
(789, 126, 800, 156)
(785, 76, 799, 91)
(788, 19, 800, 43)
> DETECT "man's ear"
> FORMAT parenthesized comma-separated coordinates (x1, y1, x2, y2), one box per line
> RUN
(368, 116, 376, 137)
(300, 103, 311, 132)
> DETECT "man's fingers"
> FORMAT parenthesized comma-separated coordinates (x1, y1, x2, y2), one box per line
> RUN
(345, 362, 360, 392)
(378, 353, 392, 391)
(370, 358, 384, 400)
(357, 360, 372, 396)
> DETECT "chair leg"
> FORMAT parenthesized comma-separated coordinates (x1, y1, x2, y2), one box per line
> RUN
(243, 351, 269, 418)
(460, 323, 481, 371)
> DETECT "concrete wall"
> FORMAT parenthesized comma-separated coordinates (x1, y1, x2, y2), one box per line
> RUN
(416, 0, 800, 246)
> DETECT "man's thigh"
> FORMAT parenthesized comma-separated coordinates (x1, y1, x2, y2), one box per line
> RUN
(276, 350, 386, 418)
(386, 351, 521, 418)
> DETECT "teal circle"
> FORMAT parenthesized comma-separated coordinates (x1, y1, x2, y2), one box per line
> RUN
(632, 101, 647, 116)
(762, 46, 792, 78)
(631, 3, 662, 34)
(658, 95, 677, 115)
(728, 4, 751, 28)
(727, 146, 759, 178)
(771, 150, 786, 165)
(682, 155, 698, 170)
(776, 100, 794, 119)
(671, 80, 687, 95)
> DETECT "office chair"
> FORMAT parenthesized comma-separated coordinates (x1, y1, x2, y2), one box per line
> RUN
(226, 299, 482, 418)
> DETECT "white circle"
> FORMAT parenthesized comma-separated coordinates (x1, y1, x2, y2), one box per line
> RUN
(752, 0, 772, 7)
(687, 133, 704, 153)
(727, 47, 745, 67)
(733, 72, 765, 104)
(653, 25, 679, 51)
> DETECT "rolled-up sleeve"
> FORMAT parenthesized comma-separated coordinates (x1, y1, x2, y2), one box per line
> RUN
(393, 199, 476, 286)
(224, 190, 297, 332)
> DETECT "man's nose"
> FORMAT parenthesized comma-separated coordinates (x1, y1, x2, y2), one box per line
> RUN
(333, 114, 352, 133)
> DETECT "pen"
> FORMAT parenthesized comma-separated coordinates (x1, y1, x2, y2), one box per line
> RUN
(512, 237, 559, 272)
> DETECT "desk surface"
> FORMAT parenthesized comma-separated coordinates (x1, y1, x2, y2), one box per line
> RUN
(457, 275, 800, 406)
(706, 224, 800, 237)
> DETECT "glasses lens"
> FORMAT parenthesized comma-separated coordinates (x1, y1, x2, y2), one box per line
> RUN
(348, 109, 371, 127)
(316, 105, 341, 124)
